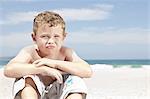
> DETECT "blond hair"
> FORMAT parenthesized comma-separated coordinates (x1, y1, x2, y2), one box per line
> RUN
(33, 11, 65, 35)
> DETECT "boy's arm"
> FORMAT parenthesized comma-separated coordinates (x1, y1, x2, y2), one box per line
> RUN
(4, 47, 42, 78)
(56, 51, 92, 78)
(4, 46, 63, 83)
(34, 49, 92, 78)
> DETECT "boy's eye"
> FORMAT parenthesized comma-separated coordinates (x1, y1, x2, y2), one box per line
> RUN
(54, 35, 60, 38)
(41, 35, 49, 38)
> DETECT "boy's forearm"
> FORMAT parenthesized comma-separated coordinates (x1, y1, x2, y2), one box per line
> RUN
(56, 60, 92, 78)
(4, 63, 41, 78)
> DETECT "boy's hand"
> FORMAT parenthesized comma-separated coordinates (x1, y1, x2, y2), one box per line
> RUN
(33, 58, 57, 68)
(39, 66, 63, 83)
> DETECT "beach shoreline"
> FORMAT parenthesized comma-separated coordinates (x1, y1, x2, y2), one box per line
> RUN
(0, 67, 150, 99)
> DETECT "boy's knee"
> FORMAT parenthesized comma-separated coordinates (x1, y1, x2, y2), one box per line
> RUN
(21, 77, 39, 99)
(14, 77, 39, 99)
(21, 87, 39, 99)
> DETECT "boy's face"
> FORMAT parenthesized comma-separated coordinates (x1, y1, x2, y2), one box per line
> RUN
(32, 24, 66, 56)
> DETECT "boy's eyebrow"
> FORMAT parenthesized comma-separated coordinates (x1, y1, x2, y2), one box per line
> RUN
(40, 32, 51, 35)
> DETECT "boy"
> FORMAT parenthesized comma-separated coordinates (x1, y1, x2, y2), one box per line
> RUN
(4, 11, 92, 99)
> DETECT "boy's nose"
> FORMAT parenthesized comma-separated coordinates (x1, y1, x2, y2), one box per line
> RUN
(47, 38, 54, 44)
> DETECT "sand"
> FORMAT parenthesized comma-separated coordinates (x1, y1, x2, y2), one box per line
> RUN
(0, 67, 150, 99)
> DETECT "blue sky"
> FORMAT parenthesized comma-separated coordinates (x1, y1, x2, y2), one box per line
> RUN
(0, 0, 149, 59)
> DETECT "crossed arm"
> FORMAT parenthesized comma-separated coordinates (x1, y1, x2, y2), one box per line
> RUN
(33, 58, 92, 78)
(4, 47, 92, 83)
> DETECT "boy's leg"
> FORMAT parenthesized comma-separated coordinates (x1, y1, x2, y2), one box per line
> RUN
(21, 77, 40, 99)
(66, 93, 82, 99)
(59, 75, 87, 99)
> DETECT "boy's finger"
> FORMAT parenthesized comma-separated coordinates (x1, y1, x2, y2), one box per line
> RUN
(36, 61, 46, 67)
(55, 73, 63, 83)
(55, 74, 61, 83)
(35, 63, 42, 67)
(57, 72, 63, 83)
(33, 60, 39, 64)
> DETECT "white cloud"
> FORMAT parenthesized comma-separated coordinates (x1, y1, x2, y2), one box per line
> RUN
(53, 7, 112, 21)
(94, 4, 114, 11)
(1, 4, 113, 25)
(1, 11, 37, 25)
(0, 32, 33, 57)
(0, 32, 32, 48)
(65, 27, 150, 45)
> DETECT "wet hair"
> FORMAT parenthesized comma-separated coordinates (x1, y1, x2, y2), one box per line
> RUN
(33, 11, 65, 35)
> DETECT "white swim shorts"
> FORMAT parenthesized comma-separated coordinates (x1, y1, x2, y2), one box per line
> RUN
(13, 74, 87, 99)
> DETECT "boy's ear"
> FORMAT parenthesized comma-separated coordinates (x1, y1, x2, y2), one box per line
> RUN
(31, 33, 36, 41)
(63, 32, 67, 39)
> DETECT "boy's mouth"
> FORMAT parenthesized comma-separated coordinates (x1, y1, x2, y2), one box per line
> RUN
(46, 44, 55, 49)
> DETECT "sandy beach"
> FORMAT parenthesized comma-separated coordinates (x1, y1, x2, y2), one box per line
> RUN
(0, 66, 150, 99)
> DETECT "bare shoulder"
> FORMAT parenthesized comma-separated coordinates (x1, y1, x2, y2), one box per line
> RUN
(60, 46, 72, 61)
(9, 45, 36, 63)
(61, 46, 83, 62)
(61, 46, 73, 56)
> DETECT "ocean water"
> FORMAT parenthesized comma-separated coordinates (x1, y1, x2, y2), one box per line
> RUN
(86, 59, 150, 68)
(0, 57, 13, 66)
(0, 57, 150, 68)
